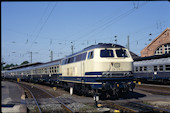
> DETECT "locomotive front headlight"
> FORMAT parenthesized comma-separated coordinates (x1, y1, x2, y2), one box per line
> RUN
(128, 82, 131, 85)
(117, 84, 119, 87)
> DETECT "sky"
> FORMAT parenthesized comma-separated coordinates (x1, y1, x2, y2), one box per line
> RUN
(2, 1, 170, 65)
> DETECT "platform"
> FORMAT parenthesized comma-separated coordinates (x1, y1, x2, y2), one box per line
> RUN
(1, 81, 27, 113)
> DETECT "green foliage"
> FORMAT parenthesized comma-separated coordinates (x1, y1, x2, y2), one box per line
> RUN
(20, 61, 29, 65)
(3, 64, 18, 70)
(2, 61, 29, 70)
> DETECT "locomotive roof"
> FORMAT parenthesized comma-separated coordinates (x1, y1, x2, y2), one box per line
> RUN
(65, 43, 125, 58)
(83, 43, 125, 51)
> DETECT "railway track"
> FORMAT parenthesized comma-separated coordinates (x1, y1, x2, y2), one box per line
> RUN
(17, 82, 75, 113)
(14, 81, 170, 112)
(135, 83, 170, 95)
(102, 101, 170, 113)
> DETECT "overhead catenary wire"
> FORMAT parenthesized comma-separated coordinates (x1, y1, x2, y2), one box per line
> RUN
(28, 3, 51, 44)
(57, 1, 149, 56)
(29, 2, 58, 51)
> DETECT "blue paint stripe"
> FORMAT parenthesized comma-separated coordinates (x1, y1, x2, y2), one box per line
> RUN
(60, 76, 134, 83)
(2, 104, 15, 107)
(85, 72, 102, 75)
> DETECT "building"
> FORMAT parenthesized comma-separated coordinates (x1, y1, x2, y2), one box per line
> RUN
(141, 28, 170, 57)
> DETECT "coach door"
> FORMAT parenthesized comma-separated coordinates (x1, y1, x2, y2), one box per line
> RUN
(81, 61, 85, 76)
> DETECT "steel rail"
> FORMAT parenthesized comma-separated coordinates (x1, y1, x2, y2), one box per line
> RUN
(104, 101, 137, 112)
(105, 101, 170, 113)
(131, 102, 170, 113)
(32, 85, 75, 113)
(20, 84, 42, 113)
(109, 102, 138, 113)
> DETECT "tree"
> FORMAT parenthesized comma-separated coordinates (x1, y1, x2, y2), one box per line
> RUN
(3, 63, 16, 70)
(20, 61, 29, 65)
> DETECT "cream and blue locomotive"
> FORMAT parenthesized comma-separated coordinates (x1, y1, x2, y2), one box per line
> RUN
(60, 43, 135, 97)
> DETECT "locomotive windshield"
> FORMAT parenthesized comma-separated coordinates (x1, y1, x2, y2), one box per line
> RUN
(100, 49, 114, 57)
(116, 49, 128, 57)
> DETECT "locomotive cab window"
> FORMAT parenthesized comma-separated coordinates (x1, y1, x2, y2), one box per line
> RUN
(100, 49, 114, 57)
(115, 49, 128, 57)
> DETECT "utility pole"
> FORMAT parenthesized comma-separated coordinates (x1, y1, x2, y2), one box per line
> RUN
(114, 36, 117, 44)
(50, 51, 53, 61)
(71, 42, 74, 54)
(71, 45, 74, 54)
(127, 35, 130, 50)
(30, 52, 32, 63)
(29, 51, 38, 63)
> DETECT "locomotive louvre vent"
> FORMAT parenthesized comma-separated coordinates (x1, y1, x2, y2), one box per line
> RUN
(114, 63, 120, 68)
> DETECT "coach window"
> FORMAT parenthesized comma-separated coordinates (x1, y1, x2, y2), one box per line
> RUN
(165, 65, 170, 71)
(50, 67, 51, 73)
(159, 65, 163, 71)
(154, 66, 158, 71)
(143, 66, 147, 71)
(139, 67, 142, 71)
(55, 67, 57, 73)
(135, 67, 138, 72)
(88, 51, 94, 59)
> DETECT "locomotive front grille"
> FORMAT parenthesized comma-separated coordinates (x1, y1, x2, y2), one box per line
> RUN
(102, 71, 133, 78)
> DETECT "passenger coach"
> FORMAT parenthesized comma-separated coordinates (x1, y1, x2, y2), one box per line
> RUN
(133, 54, 170, 84)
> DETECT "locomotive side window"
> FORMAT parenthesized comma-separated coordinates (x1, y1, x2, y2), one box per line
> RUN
(76, 54, 82, 62)
(81, 52, 87, 60)
(116, 49, 128, 57)
(68, 57, 74, 63)
(100, 49, 114, 57)
(88, 51, 94, 59)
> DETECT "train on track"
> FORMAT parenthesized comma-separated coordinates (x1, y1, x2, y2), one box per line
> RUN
(2, 43, 135, 98)
(133, 54, 170, 84)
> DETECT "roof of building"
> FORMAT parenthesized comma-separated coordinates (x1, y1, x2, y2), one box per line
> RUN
(6, 62, 42, 70)
(142, 27, 170, 51)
